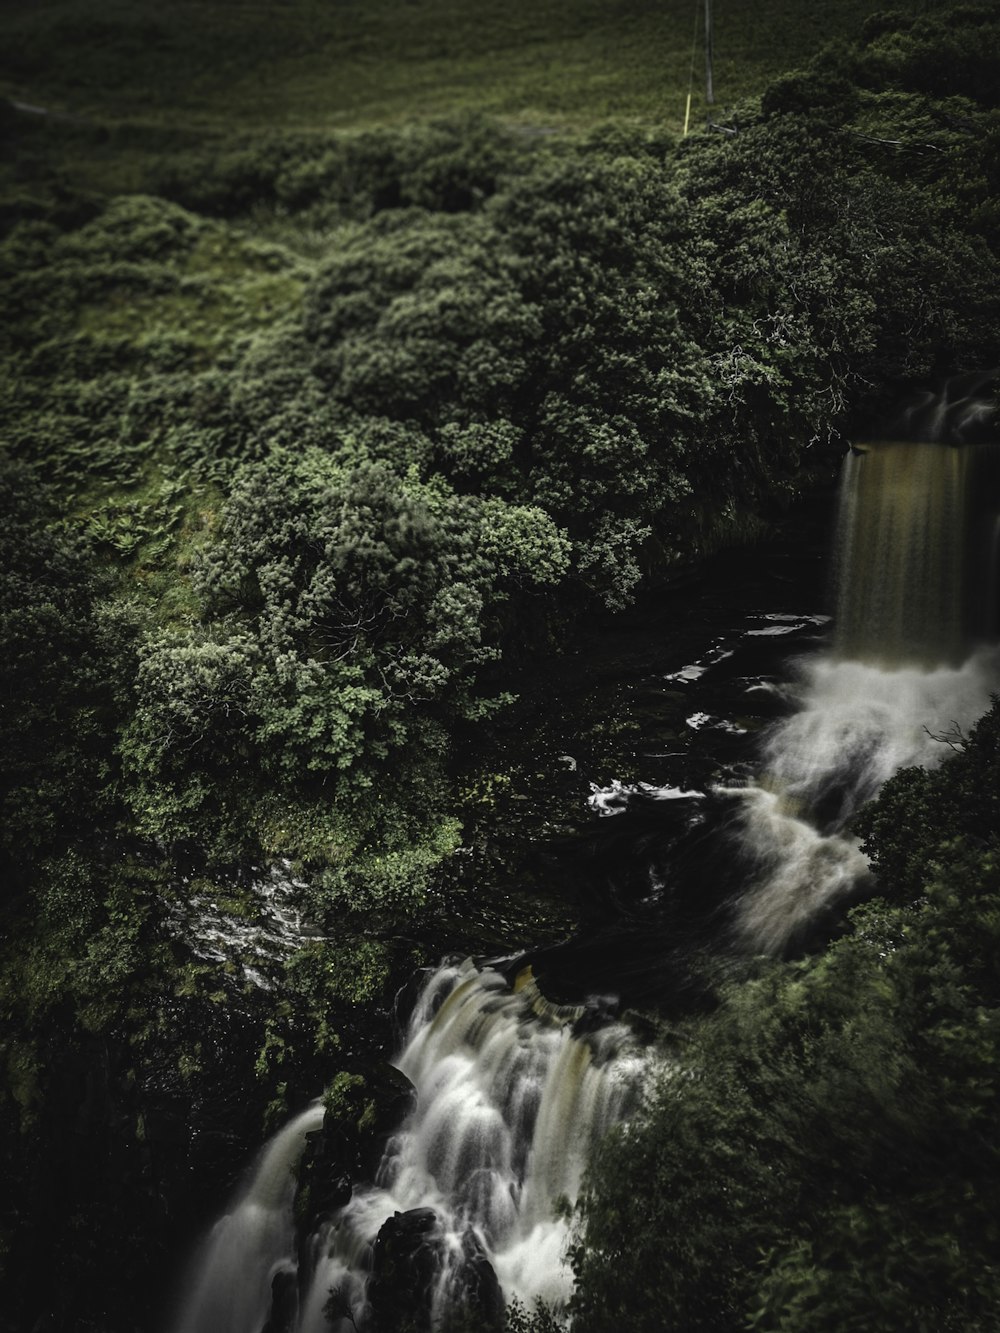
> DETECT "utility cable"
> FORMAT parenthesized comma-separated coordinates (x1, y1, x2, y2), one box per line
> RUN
(683, 0, 701, 136)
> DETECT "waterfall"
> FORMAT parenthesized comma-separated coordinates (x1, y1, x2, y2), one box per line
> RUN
(174, 962, 645, 1333)
(730, 439, 1000, 953)
(833, 441, 1000, 668)
(173, 424, 1000, 1330)
(301, 960, 644, 1330)
(172, 1102, 325, 1333)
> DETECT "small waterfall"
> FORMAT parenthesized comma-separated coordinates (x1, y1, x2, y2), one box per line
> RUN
(173, 1102, 325, 1333)
(730, 435, 1000, 953)
(833, 441, 1000, 668)
(301, 960, 644, 1330)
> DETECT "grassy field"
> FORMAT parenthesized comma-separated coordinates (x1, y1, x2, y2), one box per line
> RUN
(1, 0, 961, 141)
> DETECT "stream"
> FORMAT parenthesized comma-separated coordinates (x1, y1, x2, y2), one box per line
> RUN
(171, 438, 1000, 1333)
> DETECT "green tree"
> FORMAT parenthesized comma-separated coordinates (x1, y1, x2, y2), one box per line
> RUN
(123, 448, 570, 880)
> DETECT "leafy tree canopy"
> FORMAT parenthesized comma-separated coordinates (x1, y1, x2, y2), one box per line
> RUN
(121, 448, 570, 877)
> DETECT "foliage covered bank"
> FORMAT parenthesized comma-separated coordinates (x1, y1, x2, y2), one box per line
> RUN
(2, 6, 1000, 1329)
(572, 706, 1000, 1332)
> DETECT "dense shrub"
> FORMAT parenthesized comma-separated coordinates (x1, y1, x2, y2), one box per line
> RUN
(0, 462, 130, 879)
(121, 449, 570, 876)
(151, 114, 525, 221)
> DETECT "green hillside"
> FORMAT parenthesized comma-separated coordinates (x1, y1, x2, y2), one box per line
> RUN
(0, 0, 960, 135)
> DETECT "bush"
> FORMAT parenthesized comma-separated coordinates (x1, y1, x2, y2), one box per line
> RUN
(122, 448, 570, 876)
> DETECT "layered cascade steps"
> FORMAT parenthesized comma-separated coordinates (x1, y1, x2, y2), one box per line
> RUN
(174, 962, 645, 1332)
(173, 434, 1000, 1333)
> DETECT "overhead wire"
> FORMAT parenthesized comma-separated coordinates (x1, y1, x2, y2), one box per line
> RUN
(683, 0, 701, 136)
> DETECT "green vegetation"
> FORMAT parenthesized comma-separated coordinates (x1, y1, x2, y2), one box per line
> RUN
(3, 1, 1000, 1329)
(571, 699, 1000, 1331)
(0, 0, 962, 137)
(123, 446, 568, 884)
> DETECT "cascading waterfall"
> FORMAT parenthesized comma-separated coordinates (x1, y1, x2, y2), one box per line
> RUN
(304, 961, 644, 1331)
(730, 438, 1000, 954)
(175, 962, 645, 1333)
(833, 441, 1000, 668)
(174, 410, 1000, 1332)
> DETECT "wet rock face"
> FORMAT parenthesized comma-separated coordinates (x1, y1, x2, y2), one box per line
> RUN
(361, 1063, 419, 1178)
(296, 1118, 354, 1235)
(295, 1063, 417, 1234)
(456, 1227, 504, 1329)
(368, 1208, 503, 1333)
(369, 1207, 442, 1332)
(261, 1267, 297, 1333)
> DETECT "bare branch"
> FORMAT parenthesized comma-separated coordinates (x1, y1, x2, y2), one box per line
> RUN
(923, 720, 969, 752)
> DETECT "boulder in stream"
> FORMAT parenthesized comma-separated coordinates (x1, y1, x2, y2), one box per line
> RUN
(368, 1206, 503, 1333)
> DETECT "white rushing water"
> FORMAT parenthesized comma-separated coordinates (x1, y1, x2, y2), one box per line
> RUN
(727, 646, 1000, 952)
(174, 1102, 325, 1333)
(175, 960, 646, 1333)
(302, 960, 645, 1330)
(587, 778, 705, 816)
(165, 860, 318, 990)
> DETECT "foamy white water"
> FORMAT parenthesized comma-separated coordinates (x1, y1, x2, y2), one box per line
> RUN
(727, 784, 869, 953)
(763, 648, 1000, 814)
(300, 960, 646, 1330)
(729, 641, 1000, 953)
(176, 962, 646, 1333)
(588, 779, 705, 816)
